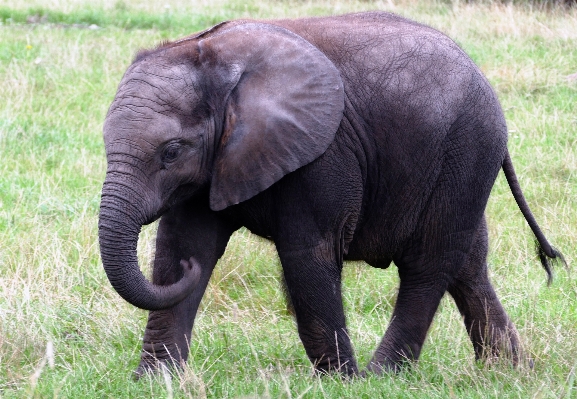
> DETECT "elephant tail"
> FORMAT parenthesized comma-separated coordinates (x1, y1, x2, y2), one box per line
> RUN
(502, 150, 566, 285)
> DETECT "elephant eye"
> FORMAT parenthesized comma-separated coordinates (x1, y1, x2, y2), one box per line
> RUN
(161, 143, 182, 164)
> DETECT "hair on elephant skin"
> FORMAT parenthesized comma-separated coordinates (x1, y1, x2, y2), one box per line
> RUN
(98, 11, 565, 377)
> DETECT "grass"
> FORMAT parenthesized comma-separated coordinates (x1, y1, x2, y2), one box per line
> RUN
(0, 0, 576, 397)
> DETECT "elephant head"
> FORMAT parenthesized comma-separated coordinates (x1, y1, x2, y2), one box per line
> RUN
(98, 23, 345, 310)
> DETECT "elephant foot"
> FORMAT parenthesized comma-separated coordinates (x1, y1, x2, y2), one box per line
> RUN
(133, 361, 156, 381)
(311, 356, 359, 379)
(364, 356, 412, 376)
(133, 357, 182, 380)
(137, 318, 190, 380)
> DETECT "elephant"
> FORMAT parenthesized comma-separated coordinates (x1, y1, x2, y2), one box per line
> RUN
(98, 11, 564, 377)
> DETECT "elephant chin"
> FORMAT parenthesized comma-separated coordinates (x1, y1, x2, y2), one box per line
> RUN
(98, 189, 201, 310)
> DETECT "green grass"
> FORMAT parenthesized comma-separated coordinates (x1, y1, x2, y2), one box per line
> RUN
(1, 0, 576, 397)
(0, 5, 224, 31)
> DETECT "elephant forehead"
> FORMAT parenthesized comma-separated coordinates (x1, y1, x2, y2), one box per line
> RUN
(110, 59, 200, 115)
(103, 108, 181, 151)
(104, 58, 201, 150)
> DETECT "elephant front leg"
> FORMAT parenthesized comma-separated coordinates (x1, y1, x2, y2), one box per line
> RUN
(279, 245, 358, 376)
(136, 199, 236, 377)
(137, 266, 214, 377)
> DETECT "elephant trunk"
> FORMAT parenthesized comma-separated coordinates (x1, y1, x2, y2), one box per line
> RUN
(98, 180, 200, 310)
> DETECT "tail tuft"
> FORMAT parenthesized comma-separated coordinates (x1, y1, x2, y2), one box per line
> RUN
(535, 241, 566, 286)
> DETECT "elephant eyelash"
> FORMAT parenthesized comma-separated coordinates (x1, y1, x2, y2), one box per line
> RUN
(161, 143, 182, 164)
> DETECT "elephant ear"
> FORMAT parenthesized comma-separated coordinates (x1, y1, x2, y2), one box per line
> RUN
(200, 23, 345, 211)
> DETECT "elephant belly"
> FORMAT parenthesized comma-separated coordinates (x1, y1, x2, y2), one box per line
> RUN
(344, 220, 406, 267)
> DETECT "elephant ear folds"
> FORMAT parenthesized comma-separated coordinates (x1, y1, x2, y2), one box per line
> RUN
(203, 23, 345, 211)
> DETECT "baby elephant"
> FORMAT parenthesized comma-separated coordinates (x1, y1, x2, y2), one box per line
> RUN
(99, 11, 563, 376)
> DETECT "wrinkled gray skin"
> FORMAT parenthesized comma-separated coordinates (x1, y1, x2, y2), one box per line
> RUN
(99, 12, 562, 377)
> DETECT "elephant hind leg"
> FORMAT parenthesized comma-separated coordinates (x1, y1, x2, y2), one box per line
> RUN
(448, 217, 520, 364)
(366, 153, 502, 373)
(366, 266, 449, 374)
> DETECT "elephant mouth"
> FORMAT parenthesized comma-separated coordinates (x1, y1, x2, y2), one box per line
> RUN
(146, 183, 204, 225)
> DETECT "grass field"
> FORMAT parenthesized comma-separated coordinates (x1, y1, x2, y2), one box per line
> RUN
(0, 0, 576, 397)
